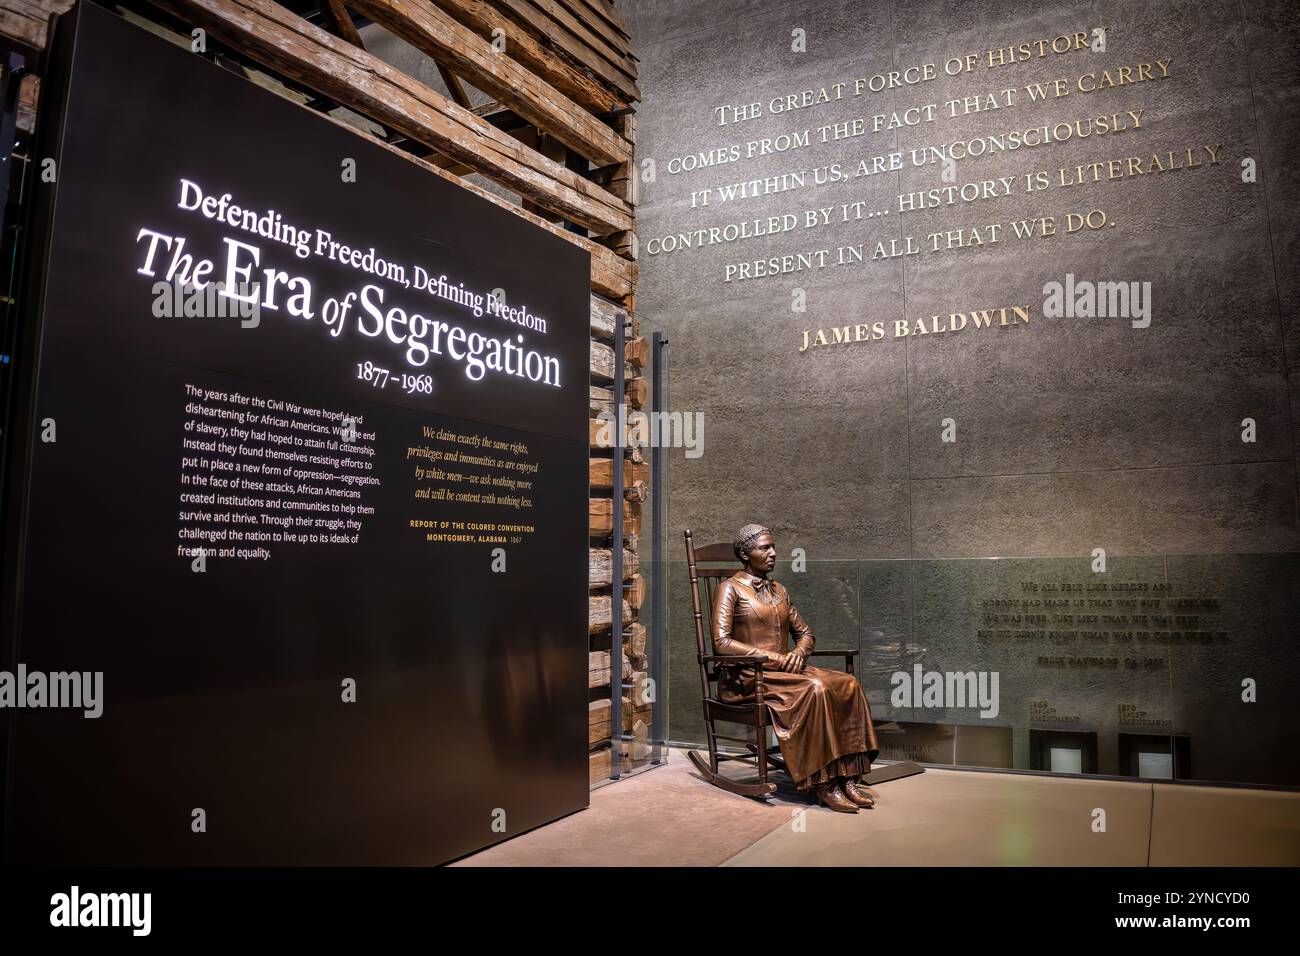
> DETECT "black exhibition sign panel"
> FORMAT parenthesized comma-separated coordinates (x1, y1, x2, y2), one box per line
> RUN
(1, 2, 589, 865)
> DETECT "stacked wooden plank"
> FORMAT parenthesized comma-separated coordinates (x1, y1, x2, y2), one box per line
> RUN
(433, 0, 637, 114)
(0, 0, 73, 49)
(586, 286, 656, 781)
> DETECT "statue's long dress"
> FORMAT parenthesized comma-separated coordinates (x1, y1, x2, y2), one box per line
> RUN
(712, 572, 879, 790)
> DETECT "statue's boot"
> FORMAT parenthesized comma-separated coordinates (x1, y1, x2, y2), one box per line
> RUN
(841, 777, 876, 808)
(814, 781, 859, 813)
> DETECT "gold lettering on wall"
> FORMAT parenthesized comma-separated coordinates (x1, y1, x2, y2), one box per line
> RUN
(799, 305, 1031, 352)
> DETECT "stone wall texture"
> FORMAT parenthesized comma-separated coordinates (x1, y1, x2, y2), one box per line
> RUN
(624, 0, 1300, 784)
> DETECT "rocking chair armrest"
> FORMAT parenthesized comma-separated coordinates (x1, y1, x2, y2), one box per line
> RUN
(701, 654, 769, 666)
(804, 648, 859, 657)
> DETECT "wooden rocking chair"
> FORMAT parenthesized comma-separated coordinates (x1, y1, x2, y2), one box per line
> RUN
(684, 529, 924, 800)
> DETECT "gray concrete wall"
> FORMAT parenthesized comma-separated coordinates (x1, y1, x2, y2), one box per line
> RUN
(624, 0, 1300, 785)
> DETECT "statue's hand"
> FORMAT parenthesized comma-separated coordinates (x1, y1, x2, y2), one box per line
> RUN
(772, 651, 804, 672)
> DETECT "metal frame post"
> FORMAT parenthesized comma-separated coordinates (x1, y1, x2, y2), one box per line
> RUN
(650, 331, 666, 762)
(609, 308, 625, 779)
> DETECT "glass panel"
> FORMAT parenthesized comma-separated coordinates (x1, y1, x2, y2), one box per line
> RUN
(1164, 552, 1300, 786)
(666, 552, 1300, 788)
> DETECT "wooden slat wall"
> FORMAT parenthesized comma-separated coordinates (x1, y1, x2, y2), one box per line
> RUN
(149, 0, 633, 234)
(431, 0, 630, 114)
(1, 0, 650, 787)
(0, 0, 71, 48)
(488, 0, 638, 103)
(346, 0, 631, 166)
(586, 285, 653, 778)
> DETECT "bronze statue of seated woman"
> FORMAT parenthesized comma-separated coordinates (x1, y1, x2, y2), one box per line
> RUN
(712, 524, 881, 812)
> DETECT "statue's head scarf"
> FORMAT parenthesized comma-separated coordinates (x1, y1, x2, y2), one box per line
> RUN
(732, 523, 773, 563)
